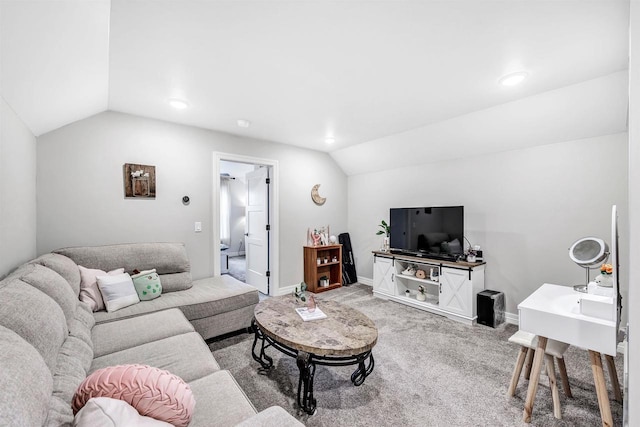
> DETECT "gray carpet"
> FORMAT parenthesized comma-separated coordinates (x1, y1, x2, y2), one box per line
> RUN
(227, 256, 246, 282)
(209, 284, 624, 426)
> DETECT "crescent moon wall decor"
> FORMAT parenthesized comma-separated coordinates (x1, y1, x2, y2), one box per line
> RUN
(311, 184, 326, 205)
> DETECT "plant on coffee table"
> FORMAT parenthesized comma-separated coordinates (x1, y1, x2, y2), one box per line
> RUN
(293, 282, 308, 302)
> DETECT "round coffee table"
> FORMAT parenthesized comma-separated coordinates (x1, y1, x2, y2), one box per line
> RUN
(251, 294, 378, 414)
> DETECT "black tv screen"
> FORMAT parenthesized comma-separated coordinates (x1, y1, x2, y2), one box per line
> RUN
(389, 206, 464, 258)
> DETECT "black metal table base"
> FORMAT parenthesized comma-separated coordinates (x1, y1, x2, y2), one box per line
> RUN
(251, 318, 375, 415)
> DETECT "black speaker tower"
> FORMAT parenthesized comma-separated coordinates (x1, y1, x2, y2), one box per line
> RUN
(338, 233, 357, 285)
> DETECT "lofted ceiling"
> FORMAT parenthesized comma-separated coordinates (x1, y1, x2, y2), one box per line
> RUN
(0, 0, 630, 159)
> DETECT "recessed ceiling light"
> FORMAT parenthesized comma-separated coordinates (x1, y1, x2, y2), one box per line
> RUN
(499, 71, 528, 87)
(325, 137, 335, 144)
(168, 98, 189, 109)
(237, 119, 251, 128)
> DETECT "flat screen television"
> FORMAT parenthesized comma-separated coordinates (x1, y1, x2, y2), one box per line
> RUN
(389, 206, 464, 260)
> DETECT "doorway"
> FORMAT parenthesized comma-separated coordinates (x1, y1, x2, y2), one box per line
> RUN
(219, 160, 254, 281)
(213, 153, 279, 297)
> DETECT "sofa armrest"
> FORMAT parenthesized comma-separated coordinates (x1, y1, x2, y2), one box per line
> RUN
(234, 406, 304, 427)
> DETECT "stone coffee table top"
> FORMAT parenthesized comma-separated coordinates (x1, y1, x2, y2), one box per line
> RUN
(254, 294, 378, 357)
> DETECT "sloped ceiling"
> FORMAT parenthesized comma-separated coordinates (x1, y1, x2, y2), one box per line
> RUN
(0, 0, 630, 170)
(332, 71, 629, 175)
(0, 0, 110, 135)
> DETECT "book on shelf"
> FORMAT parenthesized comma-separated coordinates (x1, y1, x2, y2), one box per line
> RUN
(295, 306, 328, 321)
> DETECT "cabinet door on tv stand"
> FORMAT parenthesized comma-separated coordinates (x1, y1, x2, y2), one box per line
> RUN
(439, 267, 472, 317)
(373, 256, 395, 295)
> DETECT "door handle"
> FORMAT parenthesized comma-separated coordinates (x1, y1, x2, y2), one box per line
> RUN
(244, 233, 249, 236)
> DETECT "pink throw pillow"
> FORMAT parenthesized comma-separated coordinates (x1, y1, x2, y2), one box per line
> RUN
(78, 266, 125, 311)
(73, 364, 195, 427)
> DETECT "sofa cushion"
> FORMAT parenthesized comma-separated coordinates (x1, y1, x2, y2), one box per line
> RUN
(183, 276, 259, 320)
(45, 394, 74, 427)
(187, 370, 257, 427)
(93, 275, 258, 325)
(153, 272, 191, 292)
(21, 263, 78, 330)
(52, 335, 93, 404)
(74, 397, 173, 427)
(190, 304, 255, 340)
(54, 243, 192, 292)
(92, 309, 195, 358)
(69, 315, 93, 351)
(70, 302, 96, 350)
(73, 364, 195, 427)
(31, 253, 82, 296)
(0, 278, 67, 372)
(90, 332, 220, 383)
(0, 326, 53, 427)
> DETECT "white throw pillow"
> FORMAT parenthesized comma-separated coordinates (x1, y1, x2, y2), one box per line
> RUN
(74, 397, 172, 427)
(78, 266, 125, 312)
(96, 272, 140, 312)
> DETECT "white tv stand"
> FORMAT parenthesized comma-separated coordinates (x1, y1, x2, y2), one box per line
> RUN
(372, 251, 485, 325)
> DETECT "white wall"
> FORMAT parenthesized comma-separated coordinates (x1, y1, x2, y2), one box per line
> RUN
(627, 2, 639, 425)
(0, 97, 37, 277)
(349, 133, 628, 316)
(36, 111, 348, 290)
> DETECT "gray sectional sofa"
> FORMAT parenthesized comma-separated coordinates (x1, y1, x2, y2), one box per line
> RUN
(0, 242, 303, 427)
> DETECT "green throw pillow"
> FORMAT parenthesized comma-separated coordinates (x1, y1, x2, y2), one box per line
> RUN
(131, 269, 162, 301)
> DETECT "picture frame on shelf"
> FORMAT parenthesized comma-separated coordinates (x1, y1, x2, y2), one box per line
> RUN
(307, 225, 331, 246)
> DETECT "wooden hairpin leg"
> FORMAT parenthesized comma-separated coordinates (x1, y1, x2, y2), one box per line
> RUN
(524, 348, 535, 380)
(605, 354, 622, 403)
(523, 336, 547, 423)
(545, 354, 561, 419)
(556, 357, 573, 398)
(508, 346, 528, 396)
(589, 350, 613, 427)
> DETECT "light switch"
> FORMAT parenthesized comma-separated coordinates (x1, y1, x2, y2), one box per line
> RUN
(195, 222, 202, 232)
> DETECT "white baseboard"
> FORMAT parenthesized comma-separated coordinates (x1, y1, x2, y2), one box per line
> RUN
(276, 283, 300, 296)
(505, 311, 519, 325)
(358, 276, 373, 286)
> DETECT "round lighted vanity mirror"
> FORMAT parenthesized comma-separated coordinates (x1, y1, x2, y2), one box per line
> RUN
(569, 237, 609, 268)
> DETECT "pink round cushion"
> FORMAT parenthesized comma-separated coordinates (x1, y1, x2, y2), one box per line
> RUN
(73, 364, 195, 427)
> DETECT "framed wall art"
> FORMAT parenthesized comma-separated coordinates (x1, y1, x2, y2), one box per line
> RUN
(123, 163, 156, 198)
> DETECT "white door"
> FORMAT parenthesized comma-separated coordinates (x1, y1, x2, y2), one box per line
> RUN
(373, 256, 395, 295)
(245, 167, 269, 294)
(440, 267, 472, 317)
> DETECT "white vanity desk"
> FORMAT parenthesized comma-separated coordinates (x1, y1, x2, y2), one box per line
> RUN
(518, 283, 619, 426)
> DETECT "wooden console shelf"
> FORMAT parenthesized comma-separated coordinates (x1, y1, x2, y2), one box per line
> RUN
(304, 245, 342, 293)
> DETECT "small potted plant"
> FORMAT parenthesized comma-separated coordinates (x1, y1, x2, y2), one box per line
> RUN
(376, 220, 391, 252)
(465, 248, 477, 263)
(416, 285, 427, 301)
(595, 263, 614, 287)
(293, 282, 316, 311)
(293, 282, 308, 302)
(319, 275, 329, 288)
